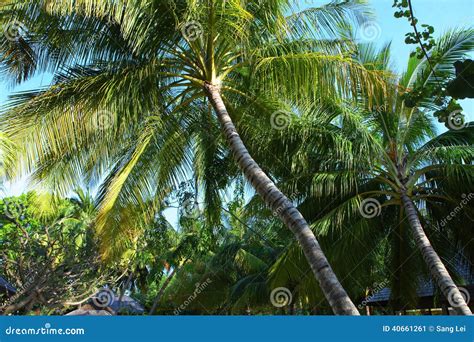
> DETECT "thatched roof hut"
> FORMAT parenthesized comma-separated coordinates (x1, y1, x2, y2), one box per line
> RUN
(366, 256, 474, 315)
(65, 307, 113, 316)
(65, 289, 144, 316)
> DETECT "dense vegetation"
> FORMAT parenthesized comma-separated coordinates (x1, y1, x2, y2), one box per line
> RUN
(0, 0, 472, 316)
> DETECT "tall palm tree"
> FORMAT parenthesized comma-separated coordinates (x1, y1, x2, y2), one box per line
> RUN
(248, 32, 474, 315)
(0, 0, 388, 314)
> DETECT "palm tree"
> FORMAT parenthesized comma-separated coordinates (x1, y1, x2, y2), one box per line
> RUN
(158, 187, 283, 315)
(148, 225, 205, 315)
(0, 0, 387, 314)
(250, 31, 473, 315)
(0, 133, 14, 194)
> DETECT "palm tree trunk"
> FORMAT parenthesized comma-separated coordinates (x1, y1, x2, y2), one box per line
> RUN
(149, 267, 178, 315)
(400, 192, 472, 315)
(204, 83, 359, 315)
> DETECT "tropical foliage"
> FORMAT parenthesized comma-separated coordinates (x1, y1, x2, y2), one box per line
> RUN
(0, 0, 472, 316)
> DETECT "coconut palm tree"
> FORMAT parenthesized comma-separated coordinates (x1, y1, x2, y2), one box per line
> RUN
(158, 186, 285, 315)
(148, 222, 209, 315)
(0, 133, 14, 193)
(0, 0, 388, 314)
(248, 31, 473, 315)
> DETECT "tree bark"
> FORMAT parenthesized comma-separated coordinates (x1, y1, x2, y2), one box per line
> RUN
(400, 192, 472, 315)
(149, 267, 178, 315)
(204, 83, 359, 315)
(2, 290, 37, 315)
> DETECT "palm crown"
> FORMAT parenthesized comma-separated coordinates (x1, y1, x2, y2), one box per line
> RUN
(2, 1, 471, 315)
(1, 0, 392, 314)
(247, 34, 473, 313)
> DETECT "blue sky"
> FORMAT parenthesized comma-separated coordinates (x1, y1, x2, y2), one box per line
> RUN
(1, 0, 473, 198)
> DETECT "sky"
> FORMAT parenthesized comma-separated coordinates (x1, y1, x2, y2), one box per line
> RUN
(0, 0, 473, 201)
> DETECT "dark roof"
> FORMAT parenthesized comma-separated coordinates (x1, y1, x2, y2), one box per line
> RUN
(0, 276, 16, 294)
(366, 287, 391, 303)
(367, 256, 474, 304)
(366, 280, 437, 303)
(88, 289, 145, 314)
(65, 309, 113, 316)
(109, 294, 145, 314)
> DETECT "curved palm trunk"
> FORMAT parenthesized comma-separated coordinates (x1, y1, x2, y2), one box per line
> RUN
(400, 192, 472, 315)
(149, 267, 178, 315)
(204, 83, 359, 315)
